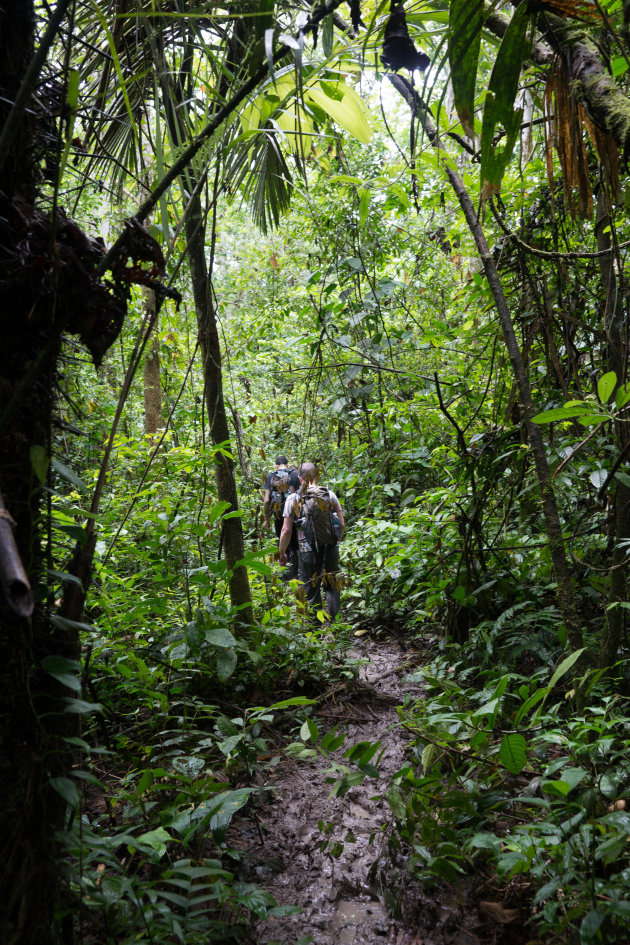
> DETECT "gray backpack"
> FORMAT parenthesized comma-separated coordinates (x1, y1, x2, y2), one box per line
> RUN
(302, 486, 337, 549)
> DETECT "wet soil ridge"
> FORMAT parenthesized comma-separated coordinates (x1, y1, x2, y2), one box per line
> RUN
(242, 640, 421, 945)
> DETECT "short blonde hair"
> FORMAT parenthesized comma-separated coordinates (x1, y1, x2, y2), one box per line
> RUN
(299, 462, 317, 482)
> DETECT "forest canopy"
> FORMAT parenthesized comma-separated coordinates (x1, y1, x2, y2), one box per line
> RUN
(2, 0, 630, 942)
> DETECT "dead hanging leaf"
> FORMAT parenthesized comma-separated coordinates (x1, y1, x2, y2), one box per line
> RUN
(479, 901, 520, 924)
(530, 0, 599, 22)
(269, 253, 279, 270)
(545, 56, 593, 219)
(583, 114, 619, 207)
(381, 1, 430, 74)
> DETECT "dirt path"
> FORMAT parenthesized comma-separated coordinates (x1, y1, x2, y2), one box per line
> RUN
(229, 639, 488, 945)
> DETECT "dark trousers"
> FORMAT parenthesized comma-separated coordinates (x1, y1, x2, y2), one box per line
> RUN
(297, 545, 340, 623)
(274, 516, 298, 581)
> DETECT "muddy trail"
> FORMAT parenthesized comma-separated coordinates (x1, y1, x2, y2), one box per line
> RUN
(230, 639, 529, 945)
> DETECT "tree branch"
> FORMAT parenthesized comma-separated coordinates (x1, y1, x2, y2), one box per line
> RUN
(96, 0, 346, 276)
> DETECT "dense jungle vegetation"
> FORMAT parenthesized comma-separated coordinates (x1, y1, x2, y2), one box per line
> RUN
(3, 0, 630, 942)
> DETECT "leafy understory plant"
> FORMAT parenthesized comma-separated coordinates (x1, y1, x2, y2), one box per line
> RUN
(387, 645, 630, 943)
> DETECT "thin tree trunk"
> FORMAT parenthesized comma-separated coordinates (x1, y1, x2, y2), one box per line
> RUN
(145, 11, 254, 626)
(186, 196, 253, 625)
(144, 16, 254, 626)
(389, 74, 583, 651)
(596, 193, 630, 669)
(143, 293, 163, 436)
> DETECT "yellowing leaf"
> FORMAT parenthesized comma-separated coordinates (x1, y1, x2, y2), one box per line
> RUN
(306, 81, 372, 144)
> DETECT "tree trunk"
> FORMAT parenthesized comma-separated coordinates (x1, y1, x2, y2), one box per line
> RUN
(0, 3, 77, 940)
(596, 194, 630, 669)
(388, 74, 584, 651)
(145, 16, 254, 626)
(186, 197, 253, 625)
(143, 293, 163, 436)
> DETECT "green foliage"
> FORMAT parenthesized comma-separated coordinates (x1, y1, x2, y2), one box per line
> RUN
(385, 646, 630, 942)
(25, 3, 630, 942)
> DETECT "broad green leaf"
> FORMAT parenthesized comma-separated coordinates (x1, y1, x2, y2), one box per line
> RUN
(577, 413, 606, 426)
(320, 729, 346, 752)
(300, 719, 319, 742)
(480, 3, 533, 195)
(514, 687, 546, 726)
(205, 626, 237, 648)
(63, 697, 102, 714)
(598, 370, 617, 404)
(172, 756, 205, 779)
(358, 187, 370, 227)
(206, 501, 232, 526)
(615, 383, 630, 409)
(306, 81, 372, 144)
(421, 743, 438, 774)
(47, 569, 83, 588)
(42, 655, 81, 692)
(216, 647, 238, 681)
(51, 458, 87, 493)
(448, 0, 484, 137)
(264, 27, 275, 81)
(135, 827, 172, 861)
(264, 696, 316, 710)
(256, 0, 274, 38)
(49, 776, 81, 807)
(499, 733, 527, 774)
(30, 445, 49, 484)
(548, 647, 585, 691)
(472, 696, 499, 719)
(531, 406, 590, 423)
(208, 788, 253, 840)
(611, 56, 629, 77)
(245, 558, 272, 575)
(322, 11, 334, 57)
(468, 832, 501, 853)
(541, 778, 572, 796)
(589, 469, 607, 490)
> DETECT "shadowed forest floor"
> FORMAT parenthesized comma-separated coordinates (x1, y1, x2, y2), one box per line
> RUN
(228, 639, 532, 945)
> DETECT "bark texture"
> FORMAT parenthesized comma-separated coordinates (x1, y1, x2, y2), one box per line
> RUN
(540, 16, 630, 156)
(143, 297, 163, 436)
(0, 3, 77, 941)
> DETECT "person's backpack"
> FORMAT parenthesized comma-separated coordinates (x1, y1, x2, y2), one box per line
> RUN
(269, 468, 295, 519)
(302, 486, 338, 549)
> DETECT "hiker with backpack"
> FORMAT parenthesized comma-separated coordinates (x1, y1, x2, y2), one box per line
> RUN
(277, 462, 345, 622)
(263, 455, 299, 580)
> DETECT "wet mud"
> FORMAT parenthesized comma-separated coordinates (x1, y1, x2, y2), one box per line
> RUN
(227, 639, 498, 944)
